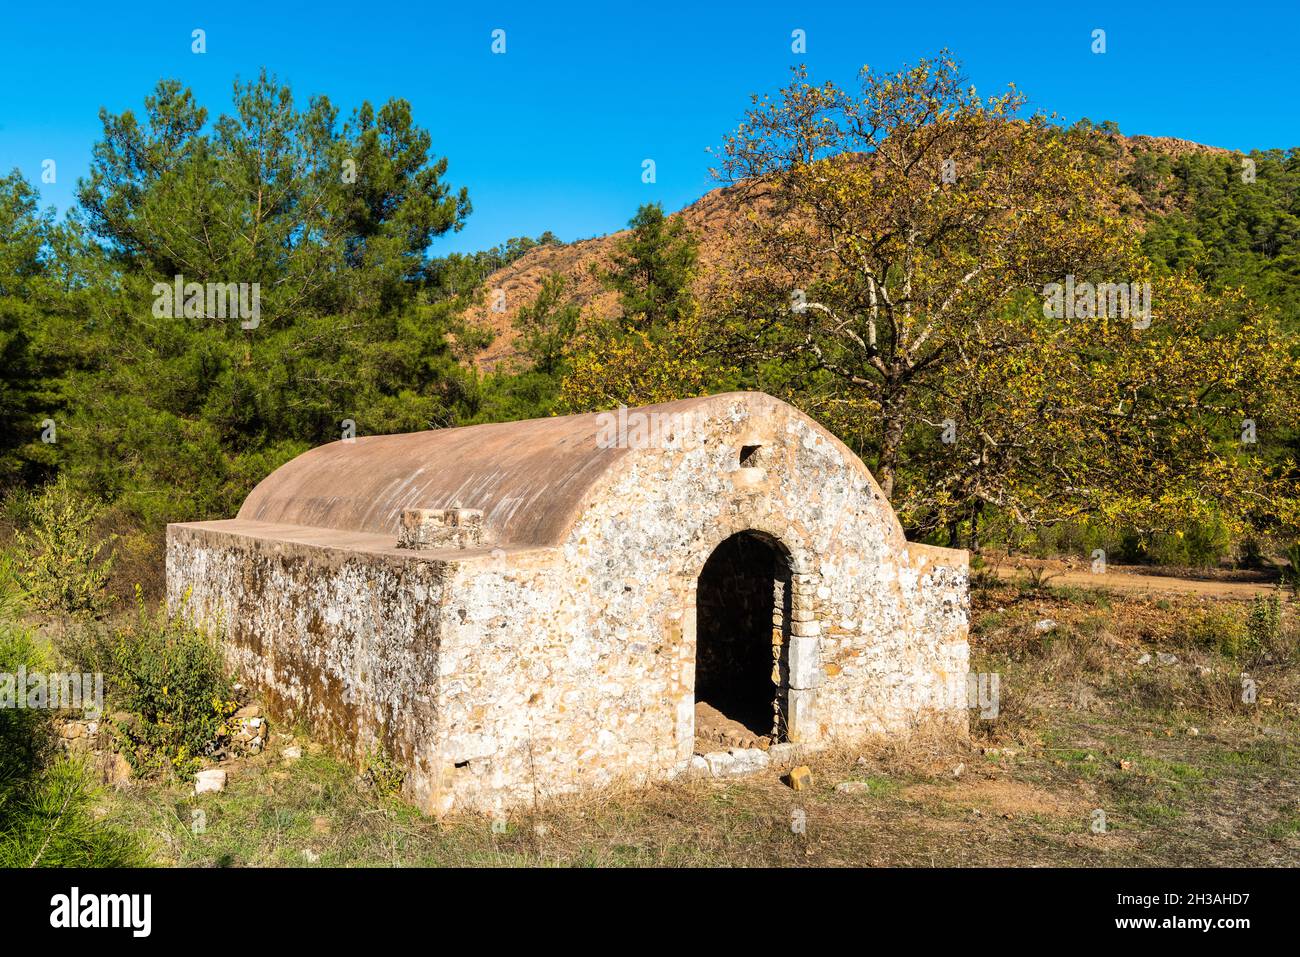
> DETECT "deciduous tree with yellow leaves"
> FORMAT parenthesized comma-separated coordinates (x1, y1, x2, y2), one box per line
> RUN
(704, 53, 1296, 545)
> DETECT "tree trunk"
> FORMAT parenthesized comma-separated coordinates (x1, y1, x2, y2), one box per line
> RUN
(877, 388, 904, 501)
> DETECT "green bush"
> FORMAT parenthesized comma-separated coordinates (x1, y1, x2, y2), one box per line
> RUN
(13, 476, 115, 618)
(106, 593, 237, 778)
(0, 562, 54, 813)
(363, 747, 407, 797)
(1283, 541, 1300, 594)
(0, 758, 145, 867)
(1170, 516, 1234, 569)
(1184, 604, 1250, 659)
(0, 563, 144, 866)
(1183, 593, 1291, 663)
(1246, 592, 1287, 663)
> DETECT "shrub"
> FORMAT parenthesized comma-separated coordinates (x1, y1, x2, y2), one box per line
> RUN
(0, 758, 146, 867)
(1283, 541, 1300, 595)
(1183, 593, 1291, 664)
(0, 561, 54, 812)
(1183, 604, 1250, 659)
(0, 563, 144, 866)
(363, 747, 407, 797)
(107, 591, 237, 778)
(13, 476, 115, 618)
(1246, 592, 1288, 663)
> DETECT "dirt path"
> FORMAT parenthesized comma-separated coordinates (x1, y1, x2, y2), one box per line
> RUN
(992, 559, 1283, 600)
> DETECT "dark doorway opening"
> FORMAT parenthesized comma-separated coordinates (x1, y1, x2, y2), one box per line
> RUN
(694, 531, 791, 749)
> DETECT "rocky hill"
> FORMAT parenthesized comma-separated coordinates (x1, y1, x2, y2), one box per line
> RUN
(461, 134, 1239, 372)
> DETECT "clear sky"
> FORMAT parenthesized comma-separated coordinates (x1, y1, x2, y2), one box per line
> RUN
(2, 1, 1296, 255)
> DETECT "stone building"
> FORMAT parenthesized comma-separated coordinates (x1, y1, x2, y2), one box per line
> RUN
(167, 391, 969, 815)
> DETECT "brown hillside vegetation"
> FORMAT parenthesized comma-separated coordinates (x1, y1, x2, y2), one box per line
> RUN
(462, 181, 765, 371)
(461, 134, 1241, 372)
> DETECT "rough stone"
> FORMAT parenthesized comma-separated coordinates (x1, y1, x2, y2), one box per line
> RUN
(167, 392, 970, 815)
(788, 765, 814, 790)
(728, 748, 770, 775)
(766, 742, 803, 766)
(194, 769, 227, 795)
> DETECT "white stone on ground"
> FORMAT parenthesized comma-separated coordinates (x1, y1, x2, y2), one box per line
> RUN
(194, 769, 227, 795)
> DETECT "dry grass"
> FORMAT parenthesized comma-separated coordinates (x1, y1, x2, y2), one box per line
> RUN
(93, 582, 1300, 867)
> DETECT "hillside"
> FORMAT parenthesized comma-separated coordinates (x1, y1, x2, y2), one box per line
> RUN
(461, 181, 761, 370)
(461, 134, 1242, 372)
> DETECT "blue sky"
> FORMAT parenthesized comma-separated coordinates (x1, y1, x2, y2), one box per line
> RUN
(2, 1, 1297, 255)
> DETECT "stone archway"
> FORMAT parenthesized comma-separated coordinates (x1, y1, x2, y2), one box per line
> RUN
(693, 531, 793, 750)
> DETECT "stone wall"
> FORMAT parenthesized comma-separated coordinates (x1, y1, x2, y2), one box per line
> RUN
(167, 524, 449, 790)
(169, 392, 969, 816)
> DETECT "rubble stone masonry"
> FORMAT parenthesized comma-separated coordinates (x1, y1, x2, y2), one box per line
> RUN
(168, 392, 969, 815)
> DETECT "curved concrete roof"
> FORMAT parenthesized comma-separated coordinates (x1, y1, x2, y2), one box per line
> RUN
(237, 391, 879, 548)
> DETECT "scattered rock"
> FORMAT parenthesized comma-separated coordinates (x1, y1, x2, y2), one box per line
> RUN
(787, 765, 814, 791)
(834, 780, 872, 794)
(194, 769, 227, 795)
(302, 848, 320, 864)
(728, 748, 770, 775)
(1136, 653, 1152, 665)
(282, 745, 303, 761)
(767, 742, 801, 766)
(1186, 727, 1199, 736)
(702, 751, 734, 776)
(700, 750, 773, 777)
(952, 763, 965, 778)
(1156, 652, 1179, 665)
(233, 704, 262, 719)
(1034, 619, 1057, 634)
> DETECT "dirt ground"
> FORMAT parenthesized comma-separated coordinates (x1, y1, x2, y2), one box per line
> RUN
(991, 555, 1282, 599)
(694, 700, 772, 752)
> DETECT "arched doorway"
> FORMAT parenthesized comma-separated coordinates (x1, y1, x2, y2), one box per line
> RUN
(694, 531, 791, 750)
